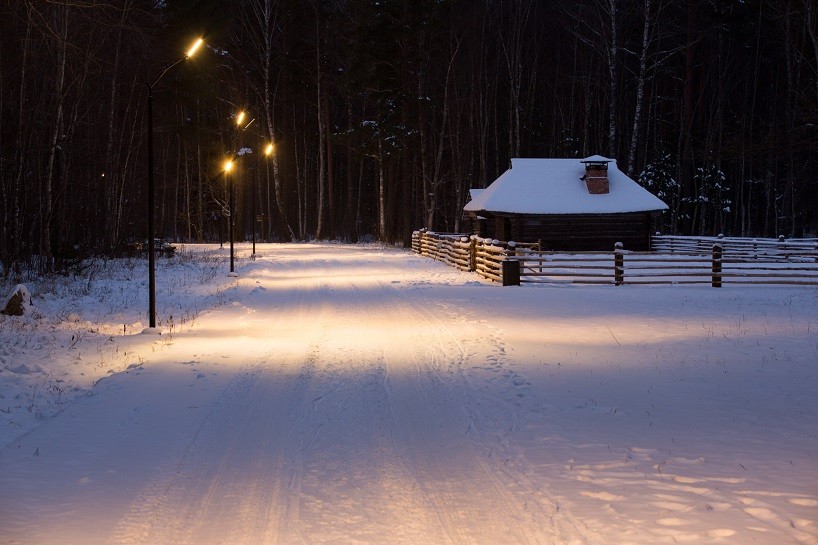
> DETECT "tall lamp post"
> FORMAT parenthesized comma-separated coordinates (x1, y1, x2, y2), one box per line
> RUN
(223, 159, 237, 275)
(225, 111, 255, 273)
(146, 37, 204, 332)
(253, 142, 275, 256)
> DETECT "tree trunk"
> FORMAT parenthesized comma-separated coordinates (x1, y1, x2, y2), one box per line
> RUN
(258, 0, 295, 241)
(324, 88, 335, 239)
(627, 0, 652, 177)
(9, 3, 34, 272)
(315, 11, 326, 239)
(607, 0, 618, 157)
(378, 140, 386, 239)
(802, 0, 818, 106)
(41, 2, 69, 271)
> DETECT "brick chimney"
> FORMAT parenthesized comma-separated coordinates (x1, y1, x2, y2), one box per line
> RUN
(581, 156, 612, 194)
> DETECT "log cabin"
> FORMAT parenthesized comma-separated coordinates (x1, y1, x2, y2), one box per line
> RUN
(463, 156, 668, 251)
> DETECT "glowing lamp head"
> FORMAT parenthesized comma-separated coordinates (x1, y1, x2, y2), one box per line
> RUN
(265, 143, 274, 156)
(186, 38, 204, 58)
(223, 159, 234, 173)
(235, 111, 246, 127)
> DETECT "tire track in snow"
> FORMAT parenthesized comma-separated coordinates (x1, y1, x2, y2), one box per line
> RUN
(376, 282, 587, 544)
(113, 262, 588, 544)
(112, 283, 333, 545)
(281, 279, 451, 544)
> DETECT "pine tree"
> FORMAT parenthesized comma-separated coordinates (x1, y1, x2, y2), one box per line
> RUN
(638, 152, 679, 233)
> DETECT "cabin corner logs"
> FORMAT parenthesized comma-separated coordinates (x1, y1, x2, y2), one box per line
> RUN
(411, 230, 818, 287)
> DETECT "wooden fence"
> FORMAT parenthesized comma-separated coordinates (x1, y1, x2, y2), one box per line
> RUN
(652, 234, 818, 261)
(516, 245, 818, 286)
(411, 230, 528, 284)
(412, 230, 818, 287)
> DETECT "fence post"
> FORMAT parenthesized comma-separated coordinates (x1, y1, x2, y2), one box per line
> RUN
(502, 260, 520, 286)
(712, 243, 723, 288)
(420, 230, 429, 257)
(502, 241, 520, 286)
(614, 242, 624, 285)
(428, 232, 438, 260)
(469, 235, 477, 271)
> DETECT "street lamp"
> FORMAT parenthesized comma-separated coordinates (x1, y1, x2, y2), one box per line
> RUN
(146, 36, 204, 332)
(223, 159, 237, 276)
(252, 142, 275, 255)
(224, 111, 255, 274)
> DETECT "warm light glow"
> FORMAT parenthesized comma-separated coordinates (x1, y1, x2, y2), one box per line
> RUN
(265, 143, 274, 156)
(224, 159, 234, 173)
(186, 38, 204, 58)
(236, 111, 246, 127)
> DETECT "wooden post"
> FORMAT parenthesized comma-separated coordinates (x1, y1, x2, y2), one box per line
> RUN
(712, 243, 723, 288)
(502, 241, 520, 286)
(469, 235, 477, 272)
(614, 241, 624, 285)
(502, 259, 520, 286)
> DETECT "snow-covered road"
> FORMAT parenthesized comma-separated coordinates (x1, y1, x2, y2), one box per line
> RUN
(1, 244, 816, 544)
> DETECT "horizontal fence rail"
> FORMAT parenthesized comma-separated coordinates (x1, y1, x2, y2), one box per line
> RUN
(411, 230, 818, 287)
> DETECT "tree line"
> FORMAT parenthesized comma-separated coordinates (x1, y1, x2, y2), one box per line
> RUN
(1, 0, 816, 274)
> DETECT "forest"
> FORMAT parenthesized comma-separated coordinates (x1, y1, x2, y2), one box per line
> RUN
(1, 0, 817, 274)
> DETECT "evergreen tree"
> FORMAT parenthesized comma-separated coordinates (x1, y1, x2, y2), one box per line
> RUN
(638, 152, 678, 232)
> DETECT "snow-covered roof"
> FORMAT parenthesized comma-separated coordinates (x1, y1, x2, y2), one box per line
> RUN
(464, 158, 668, 215)
(468, 188, 484, 201)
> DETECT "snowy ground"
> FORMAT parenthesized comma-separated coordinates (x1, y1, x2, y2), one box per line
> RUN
(1, 243, 816, 545)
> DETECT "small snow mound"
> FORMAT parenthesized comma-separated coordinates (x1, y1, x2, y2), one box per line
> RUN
(140, 327, 162, 335)
(2, 284, 34, 316)
(66, 313, 82, 323)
